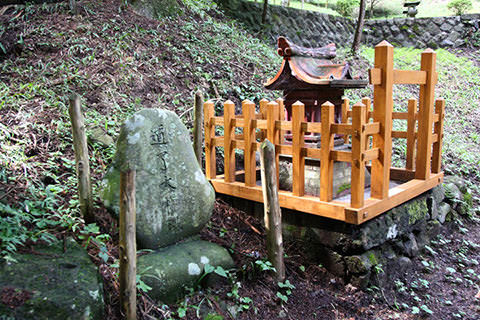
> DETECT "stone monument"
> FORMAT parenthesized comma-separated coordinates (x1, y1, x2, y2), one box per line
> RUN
(103, 109, 234, 302)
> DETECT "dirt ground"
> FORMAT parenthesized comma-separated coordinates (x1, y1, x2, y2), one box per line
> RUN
(1, 0, 480, 319)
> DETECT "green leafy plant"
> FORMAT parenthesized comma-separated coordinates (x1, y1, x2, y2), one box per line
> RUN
(336, 0, 359, 17)
(255, 259, 276, 272)
(277, 280, 295, 304)
(447, 0, 473, 15)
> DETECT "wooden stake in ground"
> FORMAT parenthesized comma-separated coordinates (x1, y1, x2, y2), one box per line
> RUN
(119, 169, 137, 320)
(260, 139, 285, 282)
(192, 90, 204, 166)
(68, 94, 94, 224)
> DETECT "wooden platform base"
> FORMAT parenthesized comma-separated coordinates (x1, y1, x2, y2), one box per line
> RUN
(210, 170, 443, 225)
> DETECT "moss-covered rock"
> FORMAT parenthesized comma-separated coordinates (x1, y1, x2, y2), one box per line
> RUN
(0, 238, 103, 319)
(102, 109, 215, 249)
(137, 240, 234, 303)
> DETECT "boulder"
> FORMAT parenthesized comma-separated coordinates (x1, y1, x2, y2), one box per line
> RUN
(0, 238, 103, 319)
(137, 240, 234, 303)
(88, 127, 114, 147)
(437, 202, 451, 224)
(102, 109, 215, 249)
(443, 182, 463, 208)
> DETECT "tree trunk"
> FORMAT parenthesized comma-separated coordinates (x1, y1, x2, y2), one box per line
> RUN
(262, 0, 268, 24)
(352, 0, 366, 55)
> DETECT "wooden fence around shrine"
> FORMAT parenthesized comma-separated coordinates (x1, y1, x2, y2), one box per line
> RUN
(204, 41, 445, 225)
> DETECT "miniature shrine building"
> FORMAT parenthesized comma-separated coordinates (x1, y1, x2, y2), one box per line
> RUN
(264, 37, 368, 143)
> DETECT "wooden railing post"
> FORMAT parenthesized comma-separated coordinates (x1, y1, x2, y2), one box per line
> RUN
(259, 98, 268, 141)
(223, 100, 236, 182)
(266, 101, 280, 185)
(432, 98, 445, 173)
(292, 101, 305, 196)
(276, 98, 286, 144)
(203, 100, 216, 179)
(243, 100, 256, 187)
(351, 102, 367, 208)
(361, 97, 371, 123)
(406, 98, 417, 171)
(320, 101, 335, 202)
(342, 98, 350, 144)
(371, 41, 394, 200)
(415, 49, 437, 180)
(119, 169, 137, 320)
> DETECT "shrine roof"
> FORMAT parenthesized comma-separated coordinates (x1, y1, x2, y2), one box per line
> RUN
(264, 37, 368, 90)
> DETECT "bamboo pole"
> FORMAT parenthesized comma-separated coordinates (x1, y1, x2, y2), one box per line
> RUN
(119, 169, 137, 320)
(68, 94, 94, 224)
(260, 139, 285, 282)
(193, 90, 204, 166)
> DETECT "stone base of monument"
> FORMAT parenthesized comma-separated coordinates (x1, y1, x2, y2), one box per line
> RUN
(220, 176, 471, 289)
(137, 240, 234, 303)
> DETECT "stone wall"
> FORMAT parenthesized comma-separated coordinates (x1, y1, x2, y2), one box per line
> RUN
(218, 0, 480, 48)
(217, 0, 355, 47)
(221, 175, 472, 288)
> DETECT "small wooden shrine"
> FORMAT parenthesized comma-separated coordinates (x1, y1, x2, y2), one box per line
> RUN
(203, 41, 445, 225)
(264, 37, 368, 143)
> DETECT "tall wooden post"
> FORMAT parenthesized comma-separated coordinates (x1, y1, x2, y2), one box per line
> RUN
(193, 90, 204, 166)
(351, 102, 367, 208)
(320, 102, 335, 202)
(371, 41, 394, 200)
(68, 94, 94, 224)
(291, 101, 305, 197)
(119, 169, 137, 320)
(243, 100, 256, 187)
(203, 100, 216, 179)
(260, 139, 285, 282)
(223, 100, 236, 183)
(415, 49, 437, 180)
(431, 99, 445, 173)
